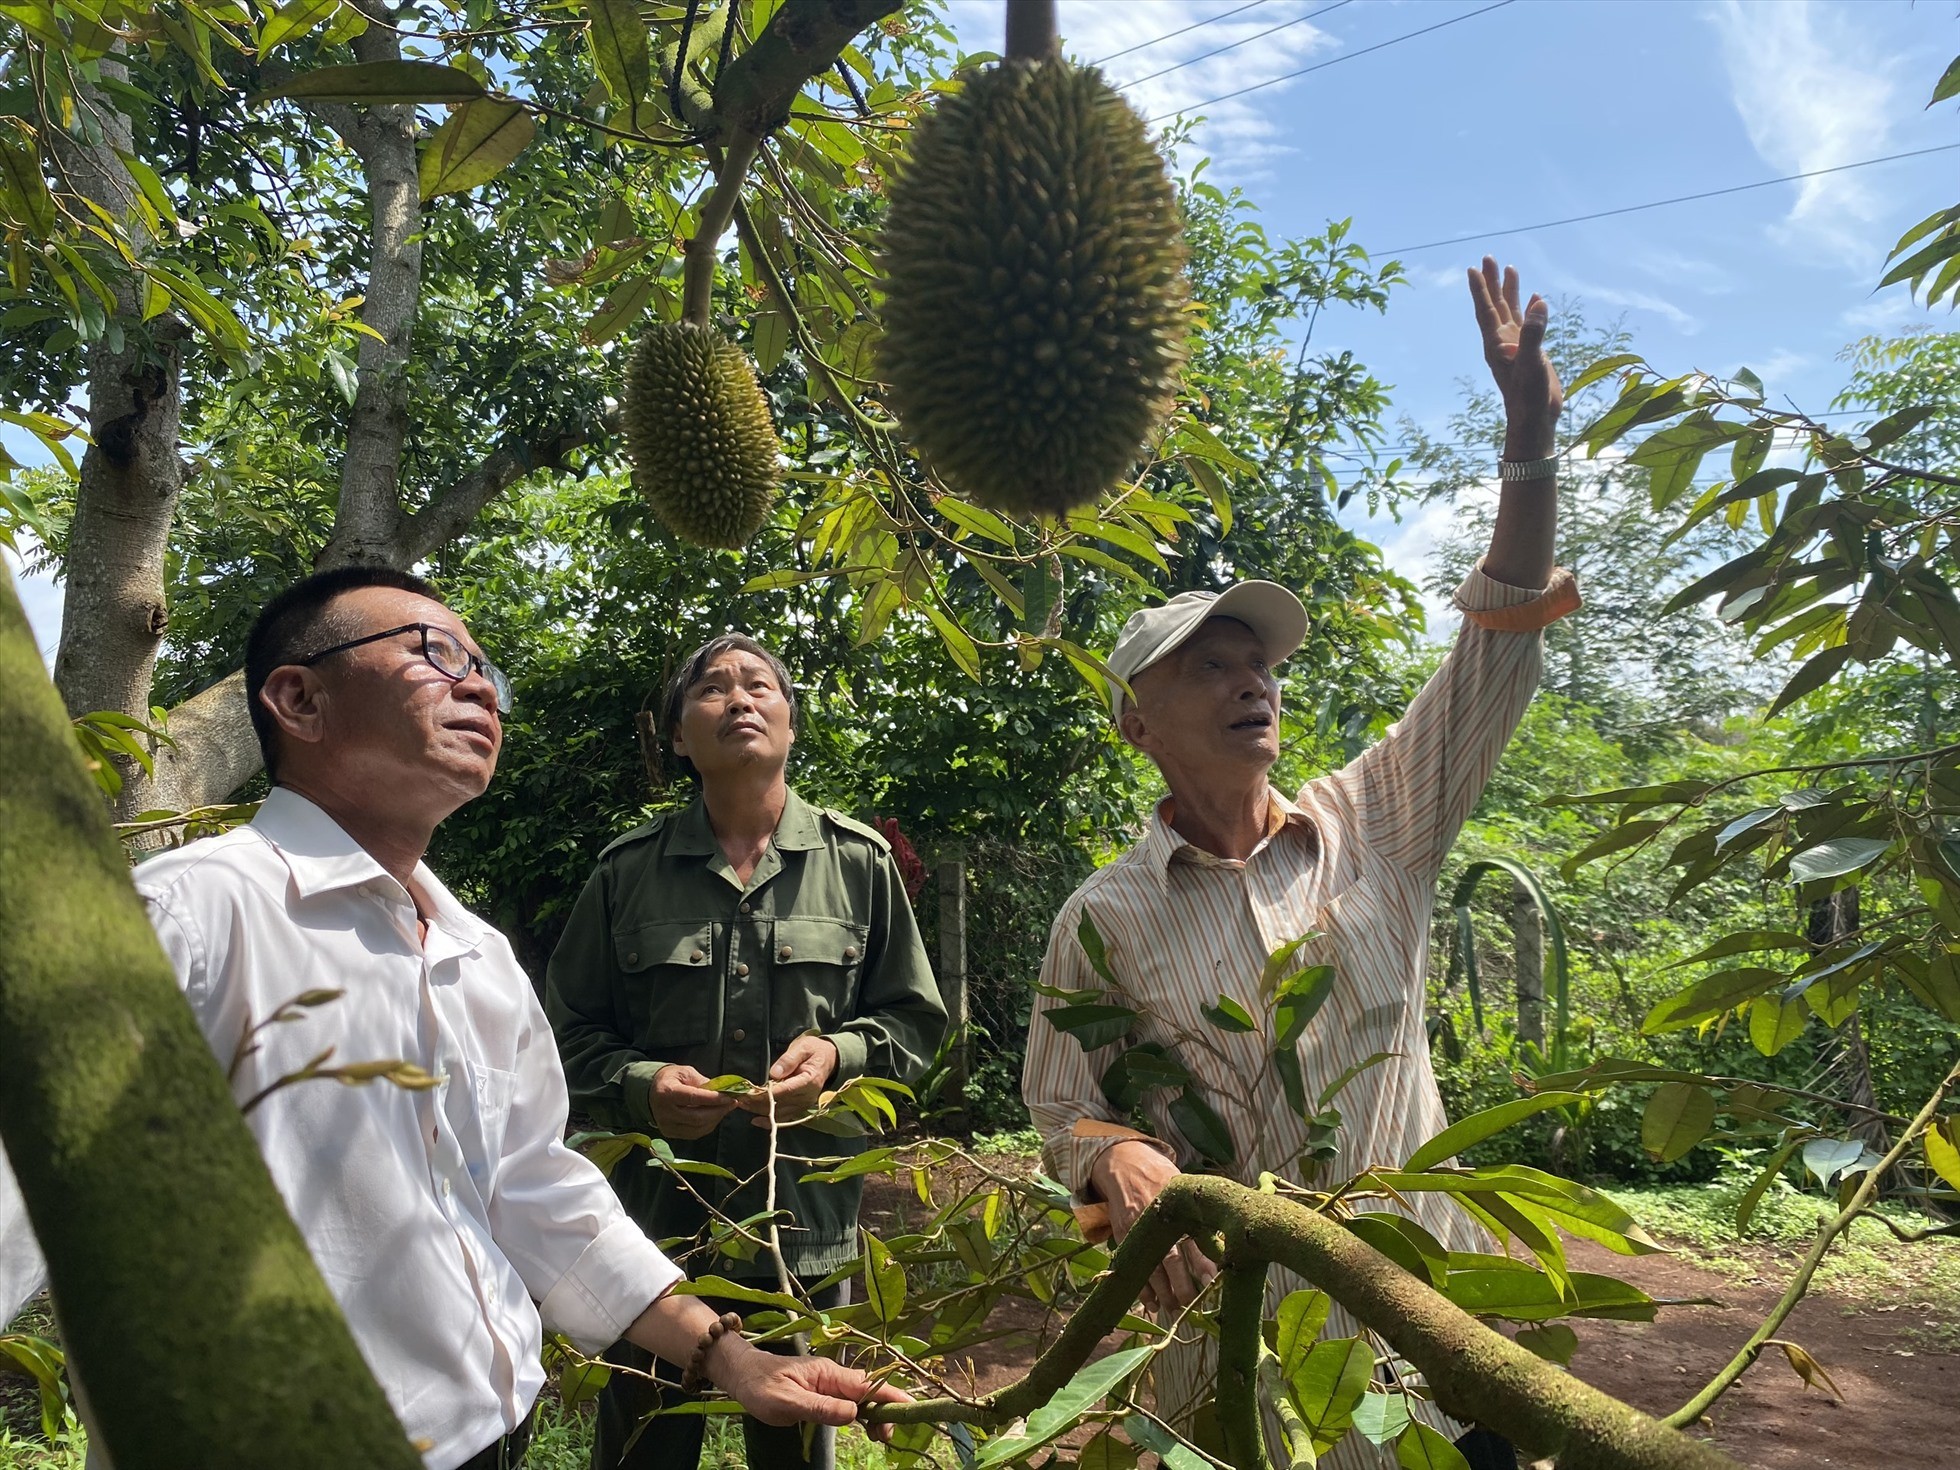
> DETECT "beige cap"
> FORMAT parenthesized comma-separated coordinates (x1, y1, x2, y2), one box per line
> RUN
(1104, 581, 1308, 718)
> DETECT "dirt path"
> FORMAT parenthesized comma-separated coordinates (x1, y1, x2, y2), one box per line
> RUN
(1561, 1239, 1955, 1470)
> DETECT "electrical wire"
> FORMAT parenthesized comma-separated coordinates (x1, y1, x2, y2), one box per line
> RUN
(1118, 1, 1353, 90)
(1147, 0, 1517, 124)
(1088, 1, 1270, 67)
(1380, 141, 1960, 255)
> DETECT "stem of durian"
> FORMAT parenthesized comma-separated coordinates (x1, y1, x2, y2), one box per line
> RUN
(1004, 0, 1058, 61)
(682, 128, 763, 327)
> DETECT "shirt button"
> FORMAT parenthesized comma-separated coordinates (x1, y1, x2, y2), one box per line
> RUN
(690, 949, 705, 963)
(441, 1178, 453, 1199)
(737, 963, 751, 977)
(779, 945, 793, 960)
(843, 946, 859, 960)
(731, 1028, 747, 1043)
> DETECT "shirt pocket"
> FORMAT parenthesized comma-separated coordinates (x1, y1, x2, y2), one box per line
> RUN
(769, 916, 869, 1042)
(469, 1063, 517, 1168)
(613, 919, 719, 1054)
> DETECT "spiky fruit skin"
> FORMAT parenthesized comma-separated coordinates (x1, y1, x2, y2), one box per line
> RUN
(877, 58, 1191, 518)
(624, 322, 781, 549)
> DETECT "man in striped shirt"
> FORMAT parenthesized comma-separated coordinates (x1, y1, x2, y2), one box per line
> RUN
(1021, 259, 1582, 1470)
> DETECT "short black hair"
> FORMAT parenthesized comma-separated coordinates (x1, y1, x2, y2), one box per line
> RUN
(245, 566, 443, 781)
(662, 633, 798, 784)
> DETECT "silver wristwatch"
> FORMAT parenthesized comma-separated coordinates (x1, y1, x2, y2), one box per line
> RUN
(1497, 456, 1560, 482)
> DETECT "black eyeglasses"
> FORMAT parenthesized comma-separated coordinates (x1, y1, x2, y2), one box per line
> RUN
(297, 622, 512, 714)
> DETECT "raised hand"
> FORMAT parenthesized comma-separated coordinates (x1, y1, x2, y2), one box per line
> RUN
(1467, 256, 1563, 461)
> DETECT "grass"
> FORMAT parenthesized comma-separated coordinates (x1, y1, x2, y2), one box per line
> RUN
(1608, 1176, 1960, 1324)
(0, 1425, 83, 1470)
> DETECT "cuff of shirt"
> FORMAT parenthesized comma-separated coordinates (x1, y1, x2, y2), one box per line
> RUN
(619, 1061, 670, 1131)
(825, 1030, 868, 1086)
(1453, 561, 1582, 632)
(537, 1217, 684, 1356)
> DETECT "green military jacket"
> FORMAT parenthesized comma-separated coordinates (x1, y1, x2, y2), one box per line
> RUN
(545, 788, 945, 1280)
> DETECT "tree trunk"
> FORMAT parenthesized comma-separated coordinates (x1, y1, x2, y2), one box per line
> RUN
(1512, 876, 1544, 1049)
(1808, 888, 1888, 1156)
(46, 62, 187, 820)
(1, 567, 420, 1468)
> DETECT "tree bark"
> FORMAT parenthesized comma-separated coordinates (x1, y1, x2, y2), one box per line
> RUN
(1, 566, 420, 1469)
(1513, 876, 1545, 1048)
(47, 62, 188, 820)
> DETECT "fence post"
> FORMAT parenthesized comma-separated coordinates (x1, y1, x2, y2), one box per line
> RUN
(1512, 877, 1544, 1048)
(937, 854, 969, 1130)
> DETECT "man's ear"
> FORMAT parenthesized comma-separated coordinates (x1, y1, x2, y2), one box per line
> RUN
(258, 666, 330, 753)
(1117, 703, 1151, 752)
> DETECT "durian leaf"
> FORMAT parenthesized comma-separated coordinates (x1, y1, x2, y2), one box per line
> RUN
(752, 311, 789, 374)
(924, 604, 981, 680)
(584, 0, 649, 113)
(1183, 454, 1233, 536)
(585, 275, 653, 344)
(937, 497, 1015, 548)
(258, 0, 340, 54)
(258, 59, 487, 103)
(420, 99, 535, 200)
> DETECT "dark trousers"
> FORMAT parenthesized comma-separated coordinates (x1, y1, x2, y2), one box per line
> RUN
(590, 1283, 848, 1470)
(1454, 1427, 1520, 1470)
(456, 1409, 535, 1470)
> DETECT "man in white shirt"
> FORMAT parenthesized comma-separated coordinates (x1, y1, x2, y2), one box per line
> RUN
(114, 566, 900, 1469)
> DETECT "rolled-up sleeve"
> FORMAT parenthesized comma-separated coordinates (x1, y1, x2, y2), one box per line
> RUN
(1323, 561, 1577, 885)
(490, 987, 682, 1353)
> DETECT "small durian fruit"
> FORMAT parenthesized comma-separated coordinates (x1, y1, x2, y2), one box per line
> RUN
(877, 56, 1191, 519)
(623, 322, 781, 549)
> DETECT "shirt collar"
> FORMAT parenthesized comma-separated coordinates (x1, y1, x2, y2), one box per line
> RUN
(667, 787, 824, 855)
(1138, 786, 1316, 890)
(251, 787, 485, 947)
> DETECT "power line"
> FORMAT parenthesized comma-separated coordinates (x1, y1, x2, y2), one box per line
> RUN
(1381, 141, 1960, 256)
(1089, 1, 1269, 67)
(1118, 2, 1353, 90)
(1147, 0, 1516, 124)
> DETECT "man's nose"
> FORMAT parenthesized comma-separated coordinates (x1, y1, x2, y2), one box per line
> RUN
(455, 667, 500, 714)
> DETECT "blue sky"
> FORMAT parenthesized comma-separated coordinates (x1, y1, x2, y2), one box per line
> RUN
(11, 0, 1960, 656)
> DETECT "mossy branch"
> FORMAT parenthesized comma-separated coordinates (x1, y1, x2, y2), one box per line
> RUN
(706, 0, 905, 143)
(1215, 1261, 1269, 1470)
(871, 1175, 1739, 1470)
(0, 571, 420, 1467)
(1664, 1057, 1960, 1430)
(682, 130, 762, 326)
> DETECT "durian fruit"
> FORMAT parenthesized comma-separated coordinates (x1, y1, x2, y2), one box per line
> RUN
(876, 56, 1191, 519)
(623, 321, 781, 549)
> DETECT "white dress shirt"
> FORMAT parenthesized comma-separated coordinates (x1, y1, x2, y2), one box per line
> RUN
(132, 788, 681, 1469)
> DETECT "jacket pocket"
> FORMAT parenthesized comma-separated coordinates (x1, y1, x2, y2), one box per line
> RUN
(769, 916, 869, 1041)
(613, 920, 719, 1053)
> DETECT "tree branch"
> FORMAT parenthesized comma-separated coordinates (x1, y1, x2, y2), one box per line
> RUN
(398, 416, 612, 564)
(1215, 1261, 1268, 1470)
(705, 0, 904, 143)
(873, 1175, 1741, 1470)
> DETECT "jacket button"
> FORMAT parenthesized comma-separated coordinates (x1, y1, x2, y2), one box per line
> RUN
(626, 952, 639, 965)
(739, 901, 752, 914)
(843, 946, 859, 960)
(779, 945, 793, 960)
(690, 949, 705, 963)
(731, 1028, 747, 1043)
(737, 963, 751, 977)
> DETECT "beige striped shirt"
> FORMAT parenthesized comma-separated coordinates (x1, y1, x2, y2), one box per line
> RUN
(1023, 562, 1574, 1466)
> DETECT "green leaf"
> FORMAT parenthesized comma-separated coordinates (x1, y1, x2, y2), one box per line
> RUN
(1290, 1337, 1372, 1448)
(1643, 968, 1784, 1033)
(1924, 1118, 1960, 1194)
(1122, 1413, 1211, 1470)
(258, 0, 340, 53)
(863, 1234, 906, 1324)
(1183, 454, 1233, 536)
(974, 1346, 1153, 1468)
(0, 136, 54, 235)
(1397, 1420, 1471, 1470)
(1559, 818, 1667, 876)
(1350, 1393, 1411, 1445)
(1764, 645, 1852, 717)
(1076, 1430, 1139, 1470)
(1168, 1087, 1234, 1164)
(1513, 1323, 1578, 1365)
(1318, 1050, 1397, 1109)
(1438, 1268, 1657, 1323)
(1099, 1046, 1189, 1110)
(799, 1146, 903, 1184)
(584, 274, 654, 345)
(1344, 1213, 1447, 1288)
(1274, 964, 1336, 1048)
(1044, 1002, 1138, 1052)
(1564, 351, 1645, 397)
(1746, 994, 1808, 1057)
(1548, 779, 1714, 808)
(1076, 908, 1117, 986)
(1260, 935, 1319, 996)
(585, 0, 650, 111)
(1932, 53, 1960, 103)
(259, 59, 488, 103)
(1736, 1137, 1802, 1233)
(1787, 836, 1890, 885)
(1200, 994, 1257, 1033)
(674, 1276, 811, 1312)
(1273, 1289, 1331, 1378)
(570, 1130, 650, 1177)
(1663, 929, 1810, 970)
(925, 603, 981, 681)
(937, 496, 1017, 549)
(1641, 1082, 1716, 1163)
(1403, 1093, 1587, 1173)
(751, 311, 789, 374)
(420, 99, 535, 200)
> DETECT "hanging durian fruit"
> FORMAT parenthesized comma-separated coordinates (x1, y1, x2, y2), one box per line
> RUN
(622, 133, 780, 550)
(877, 0, 1191, 519)
(625, 322, 780, 550)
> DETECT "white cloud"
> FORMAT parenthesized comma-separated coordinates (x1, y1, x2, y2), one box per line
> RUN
(1840, 289, 1932, 334)
(1554, 277, 1701, 334)
(1627, 248, 1735, 295)
(1709, 0, 1896, 264)
(1746, 347, 1811, 382)
(943, 1, 1340, 181)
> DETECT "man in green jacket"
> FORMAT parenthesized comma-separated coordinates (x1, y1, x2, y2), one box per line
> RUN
(546, 632, 945, 1470)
